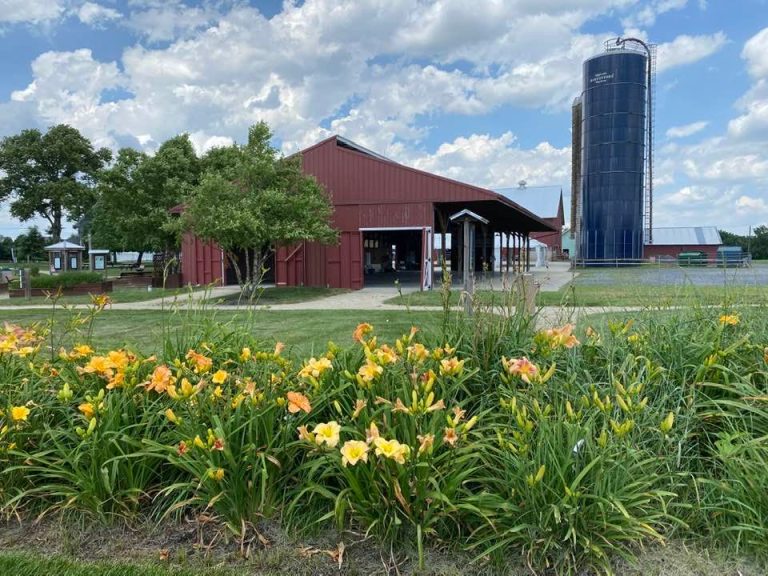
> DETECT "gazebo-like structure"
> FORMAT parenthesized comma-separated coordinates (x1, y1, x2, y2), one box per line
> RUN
(45, 241, 85, 273)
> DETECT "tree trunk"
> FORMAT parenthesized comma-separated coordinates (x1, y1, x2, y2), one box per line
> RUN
(253, 246, 272, 286)
(244, 247, 251, 288)
(135, 251, 144, 266)
(226, 251, 244, 288)
(51, 206, 63, 243)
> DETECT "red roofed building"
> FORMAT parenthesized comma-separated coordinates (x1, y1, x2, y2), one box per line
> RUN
(179, 136, 555, 290)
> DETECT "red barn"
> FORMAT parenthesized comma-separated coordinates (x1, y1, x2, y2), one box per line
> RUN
(179, 136, 555, 290)
(643, 227, 722, 261)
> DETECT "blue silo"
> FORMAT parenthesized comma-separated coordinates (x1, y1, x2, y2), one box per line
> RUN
(579, 48, 647, 261)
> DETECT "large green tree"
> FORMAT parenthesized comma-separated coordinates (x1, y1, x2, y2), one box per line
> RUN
(91, 134, 200, 264)
(0, 125, 111, 242)
(182, 122, 338, 290)
(14, 227, 47, 262)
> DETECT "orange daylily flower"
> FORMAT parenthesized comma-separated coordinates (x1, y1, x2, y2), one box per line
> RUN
(185, 349, 213, 373)
(502, 356, 539, 384)
(417, 434, 434, 456)
(443, 427, 459, 446)
(144, 365, 175, 394)
(351, 399, 367, 419)
(287, 391, 312, 414)
(353, 323, 373, 343)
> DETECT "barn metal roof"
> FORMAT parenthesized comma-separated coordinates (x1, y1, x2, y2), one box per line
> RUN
(650, 227, 722, 245)
(301, 135, 556, 234)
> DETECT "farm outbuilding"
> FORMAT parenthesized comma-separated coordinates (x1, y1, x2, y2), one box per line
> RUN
(179, 135, 555, 290)
(643, 227, 722, 261)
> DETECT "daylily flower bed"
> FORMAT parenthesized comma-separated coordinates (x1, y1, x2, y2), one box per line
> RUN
(1, 309, 768, 574)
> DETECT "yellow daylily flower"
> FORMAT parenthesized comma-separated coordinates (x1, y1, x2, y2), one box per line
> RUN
(373, 437, 410, 464)
(165, 408, 179, 424)
(78, 402, 95, 420)
(298, 357, 333, 379)
(719, 314, 739, 326)
(340, 440, 369, 467)
(10, 406, 30, 422)
(439, 357, 465, 377)
(313, 421, 341, 448)
(209, 468, 225, 481)
(660, 411, 675, 434)
(357, 360, 383, 385)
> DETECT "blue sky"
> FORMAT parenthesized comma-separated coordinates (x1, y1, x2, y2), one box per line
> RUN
(1, 0, 767, 238)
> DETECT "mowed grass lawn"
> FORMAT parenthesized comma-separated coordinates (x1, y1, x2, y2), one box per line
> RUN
(1, 308, 442, 356)
(0, 286, 198, 307)
(212, 286, 350, 305)
(389, 266, 768, 308)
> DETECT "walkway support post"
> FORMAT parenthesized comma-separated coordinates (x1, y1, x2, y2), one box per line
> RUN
(449, 209, 489, 318)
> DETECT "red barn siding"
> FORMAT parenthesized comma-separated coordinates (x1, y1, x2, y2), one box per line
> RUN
(181, 232, 224, 286)
(301, 138, 513, 207)
(644, 244, 719, 260)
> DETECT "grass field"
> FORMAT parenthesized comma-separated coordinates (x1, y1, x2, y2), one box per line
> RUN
(212, 286, 350, 305)
(0, 286, 195, 307)
(388, 266, 768, 308)
(0, 308, 442, 355)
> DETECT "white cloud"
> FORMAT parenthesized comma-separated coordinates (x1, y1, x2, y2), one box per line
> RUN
(188, 131, 234, 155)
(125, 0, 219, 43)
(410, 132, 571, 191)
(622, 0, 687, 28)
(0, 0, 65, 24)
(735, 195, 768, 214)
(742, 26, 768, 78)
(726, 28, 768, 141)
(656, 32, 727, 72)
(11, 49, 123, 148)
(77, 2, 121, 27)
(666, 121, 708, 138)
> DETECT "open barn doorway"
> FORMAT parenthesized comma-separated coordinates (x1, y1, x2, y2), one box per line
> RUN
(361, 228, 431, 288)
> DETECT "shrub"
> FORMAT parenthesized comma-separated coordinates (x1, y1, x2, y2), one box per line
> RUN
(30, 271, 103, 289)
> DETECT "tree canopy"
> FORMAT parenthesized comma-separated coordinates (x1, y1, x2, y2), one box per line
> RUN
(91, 134, 200, 263)
(720, 226, 768, 260)
(0, 125, 111, 242)
(181, 122, 338, 288)
(14, 227, 48, 262)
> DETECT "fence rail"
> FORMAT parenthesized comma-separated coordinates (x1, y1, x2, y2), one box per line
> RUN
(574, 254, 753, 268)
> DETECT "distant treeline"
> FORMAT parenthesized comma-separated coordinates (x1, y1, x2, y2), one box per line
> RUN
(720, 226, 768, 260)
